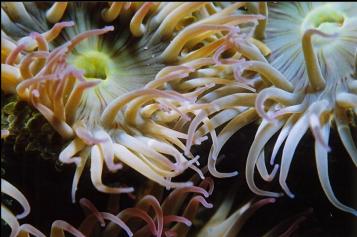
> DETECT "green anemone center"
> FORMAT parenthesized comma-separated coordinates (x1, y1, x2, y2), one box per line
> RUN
(301, 5, 346, 46)
(302, 5, 345, 34)
(72, 51, 113, 80)
(312, 11, 344, 29)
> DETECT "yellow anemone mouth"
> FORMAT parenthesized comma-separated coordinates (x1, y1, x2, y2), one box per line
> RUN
(71, 51, 112, 80)
(302, 5, 345, 30)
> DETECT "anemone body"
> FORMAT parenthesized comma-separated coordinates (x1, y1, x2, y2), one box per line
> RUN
(2, 2, 260, 201)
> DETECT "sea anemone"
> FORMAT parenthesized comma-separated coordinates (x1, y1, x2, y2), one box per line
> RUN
(1, 178, 32, 236)
(1, 181, 128, 237)
(177, 2, 357, 216)
(195, 189, 312, 237)
(1, 2, 264, 204)
(250, 2, 357, 215)
(197, 196, 277, 237)
(2, 176, 213, 237)
(102, 177, 213, 237)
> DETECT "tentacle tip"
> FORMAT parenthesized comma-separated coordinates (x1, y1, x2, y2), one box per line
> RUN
(31, 89, 40, 98)
(329, 32, 339, 38)
(104, 25, 115, 31)
(16, 212, 28, 219)
(232, 171, 239, 176)
(68, 21, 75, 27)
(256, 14, 266, 20)
(265, 197, 277, 204)
(59, 21, 75, 27)
(205, 202, 214, 209)
(126, 187, 135, 193)
(29, 32, 41, 38)
(185, 181, 194, 187)
(108, 163, 124, 173)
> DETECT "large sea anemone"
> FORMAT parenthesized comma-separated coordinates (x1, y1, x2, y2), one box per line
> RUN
(251, 2, 357, 215)
(177, 2, 357, 216)
(1, 2, 264, 201)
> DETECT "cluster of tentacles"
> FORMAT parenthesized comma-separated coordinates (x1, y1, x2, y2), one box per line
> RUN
(1, 174, 212, 237)
(1, 1, 268, 201)
(246, 2, 357, 216)
(2, 174, 311, 237)
(1, 2, 356, 237)
(196, 192, 313, 237)
(172, 2, 357, 216)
